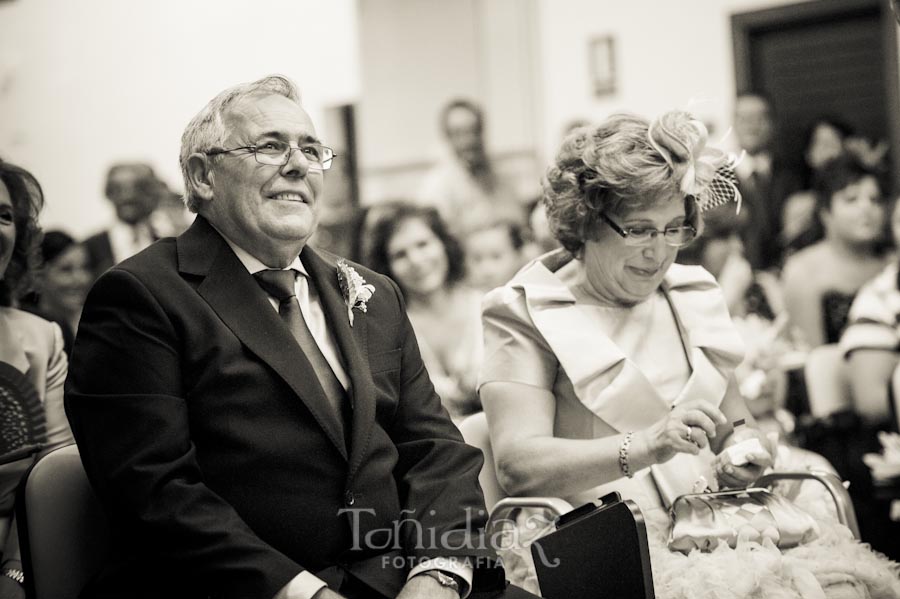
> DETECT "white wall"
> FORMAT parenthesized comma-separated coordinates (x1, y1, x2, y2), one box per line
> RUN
(356, 0, 542, 205)
(0, 0, 359, 236)
(534, 0, 816, 163)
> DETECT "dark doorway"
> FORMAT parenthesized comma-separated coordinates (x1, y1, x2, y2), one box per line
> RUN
(733, 0, 900, 186)
(311, 104, 365, 261)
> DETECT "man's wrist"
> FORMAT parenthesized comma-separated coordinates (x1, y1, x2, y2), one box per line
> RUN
(1, 567, 24, 586)
(410, 570, 462, 598)
(407, 557, 472, 598)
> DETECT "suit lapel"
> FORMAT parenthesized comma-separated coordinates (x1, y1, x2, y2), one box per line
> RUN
(177, 218, 348, 459)
(302, 248, 376, 479)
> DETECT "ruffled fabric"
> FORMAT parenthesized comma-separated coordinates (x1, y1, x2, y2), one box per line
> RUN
(649, 515, 900, 599)
(497, 505, 900, 599)
(498, 446, 900, 599)
(644, 448, 899, 598)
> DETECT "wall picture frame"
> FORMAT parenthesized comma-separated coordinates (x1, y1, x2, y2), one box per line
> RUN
(590, 35, 617, 96)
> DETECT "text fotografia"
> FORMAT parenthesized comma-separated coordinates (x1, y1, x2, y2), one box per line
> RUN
(337, 507, 561, 568)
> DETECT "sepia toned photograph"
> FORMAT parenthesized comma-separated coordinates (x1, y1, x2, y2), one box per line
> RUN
(1, 1, 900, 598)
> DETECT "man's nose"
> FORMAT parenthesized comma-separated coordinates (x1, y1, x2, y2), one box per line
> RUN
(280, 147, 310, 177)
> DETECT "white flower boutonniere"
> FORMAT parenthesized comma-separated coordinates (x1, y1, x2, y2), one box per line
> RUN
(337, 259, 375, 327)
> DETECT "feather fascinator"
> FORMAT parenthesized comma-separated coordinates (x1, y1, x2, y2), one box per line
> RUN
(647, 111, 742, 214)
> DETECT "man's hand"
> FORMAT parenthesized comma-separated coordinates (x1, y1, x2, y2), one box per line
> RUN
(0, 575, 25, 599)
(396, 574, 460, 599)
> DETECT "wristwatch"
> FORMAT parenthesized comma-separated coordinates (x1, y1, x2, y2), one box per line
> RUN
(2, 567, 24, 585)
(419, 569, 463, 596)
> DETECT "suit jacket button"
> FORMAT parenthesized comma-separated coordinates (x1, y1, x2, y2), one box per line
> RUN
(344, 491, 355, 506)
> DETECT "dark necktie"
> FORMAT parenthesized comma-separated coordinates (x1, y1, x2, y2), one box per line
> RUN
(254, 269, 351, 446)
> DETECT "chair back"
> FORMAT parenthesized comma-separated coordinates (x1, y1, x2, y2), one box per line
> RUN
(890, 362, 900, 428)
(458, 412, 505, 510)
(803, 343, 851, 418)
(16, 444, 110, 599)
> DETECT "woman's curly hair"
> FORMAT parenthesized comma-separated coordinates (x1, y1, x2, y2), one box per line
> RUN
(0, 159, 44, 306)
(360, 201, 465, 296)
(542, 112, 702, 258)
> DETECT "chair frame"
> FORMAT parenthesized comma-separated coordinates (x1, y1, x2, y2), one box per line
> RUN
(15, 444, 111, 599)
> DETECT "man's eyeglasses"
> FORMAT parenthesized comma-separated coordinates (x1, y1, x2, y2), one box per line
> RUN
(600, 212, 696, 248)
(206, 141, 336, 170)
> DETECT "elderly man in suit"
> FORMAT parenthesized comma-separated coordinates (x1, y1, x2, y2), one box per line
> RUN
(65, 76, 499, 599)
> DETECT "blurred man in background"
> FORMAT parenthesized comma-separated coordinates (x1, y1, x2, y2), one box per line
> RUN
(418, 99, 523, 232)
(83, 162, 164, 279)
(729, 92, 800, 271)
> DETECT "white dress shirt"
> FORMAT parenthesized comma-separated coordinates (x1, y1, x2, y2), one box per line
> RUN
(108, 220, 157, 265)
(221, 236, 351, 391)
(735, 151, 772, 183)
(215, 233, 472, 599)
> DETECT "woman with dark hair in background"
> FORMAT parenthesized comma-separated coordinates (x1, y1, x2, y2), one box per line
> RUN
(20, 231, 92, 355)
(0, 159, 73, 599)
(781, 116, 854, 255)
(782, 152, 891, 350)
(782, 117, 889, 258)
(362, 202, 484, 421)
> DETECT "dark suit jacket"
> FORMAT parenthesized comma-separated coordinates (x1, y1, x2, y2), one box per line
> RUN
(82, 230, 115, 282)
(738, 156, 800, 271)
(65, 217, 493, 599)
(701, 154, 800, 272)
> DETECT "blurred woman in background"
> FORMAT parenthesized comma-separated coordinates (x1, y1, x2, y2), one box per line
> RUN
(0, 159, 73, 599)
(21, 231, 92, 355)
(781, 116, 854, 255)
(462, 210, 530, 292)
(362, 202, 484, 421)
(782, 152, 891, 350)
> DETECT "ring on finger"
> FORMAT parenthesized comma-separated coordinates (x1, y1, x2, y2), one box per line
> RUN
(685, 427, 693, 443)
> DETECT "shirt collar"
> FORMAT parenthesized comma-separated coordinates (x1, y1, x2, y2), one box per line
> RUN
(210, 223, 307, 277)
(736, 151, 772, 180)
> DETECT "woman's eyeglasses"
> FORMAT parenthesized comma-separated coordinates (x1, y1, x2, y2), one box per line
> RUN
(600, 213, 696, 248)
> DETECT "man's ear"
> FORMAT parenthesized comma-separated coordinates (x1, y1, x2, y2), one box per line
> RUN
(186, 153, 216, 204)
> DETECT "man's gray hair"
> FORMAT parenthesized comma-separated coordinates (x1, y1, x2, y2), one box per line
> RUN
(179, 75, 302, 213)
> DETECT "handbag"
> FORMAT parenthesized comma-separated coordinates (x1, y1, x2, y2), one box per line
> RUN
(668, 486, 820, 553)
(531, 493, 655, 599)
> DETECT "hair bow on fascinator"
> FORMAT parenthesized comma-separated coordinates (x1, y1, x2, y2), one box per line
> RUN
(648, 113, 743, 214)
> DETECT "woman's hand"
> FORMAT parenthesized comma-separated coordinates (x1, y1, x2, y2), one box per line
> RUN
(640, 400, 728, 465)
(713, 428, 776, 489)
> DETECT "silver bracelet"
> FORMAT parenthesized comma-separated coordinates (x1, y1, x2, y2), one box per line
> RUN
(618, 431, 635, 478)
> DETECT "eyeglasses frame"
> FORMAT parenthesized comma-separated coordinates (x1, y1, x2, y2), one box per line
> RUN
(205, 142, 336, 171)
(599, 212, 696, 248)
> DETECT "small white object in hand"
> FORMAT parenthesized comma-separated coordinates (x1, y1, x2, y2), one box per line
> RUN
(691, 476, 710, 493)
(724, 437, 766, 466)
